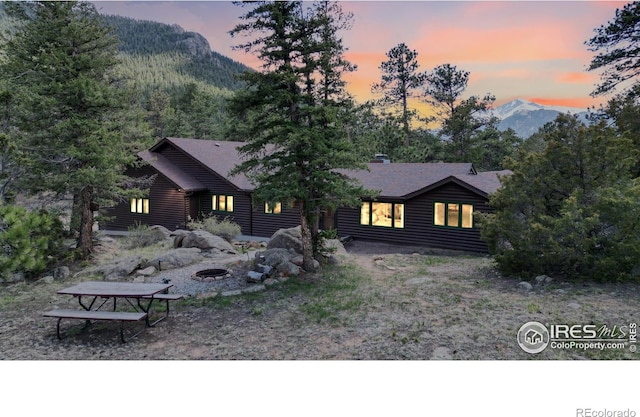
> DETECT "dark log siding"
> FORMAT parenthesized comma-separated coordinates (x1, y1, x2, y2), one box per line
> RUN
(197, 191, 252, 235)
(251, 202, 301, 238)
(336, 182, 493, 252)
(158, 144, 253, 234)
(101, 166, 187, 231)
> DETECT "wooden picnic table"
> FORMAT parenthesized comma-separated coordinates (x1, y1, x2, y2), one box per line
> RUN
(45, 281, 180, 343)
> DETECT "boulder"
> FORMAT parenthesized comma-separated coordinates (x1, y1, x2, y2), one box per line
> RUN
(255, 247, 305, 276)
(267, 226, 303, 254)
(53, 266, 70, 280)
(246, 271, 265, 283)
(517, 281, 533, 292)
(534, 275, 553, 285)
(181, 230, 238, 254)
(90, 255, 145, 281)
(146, 248, 203, 271)
(257, 248, 292, 267)
(149, 225, 172, 239)
(322, 239, 348, 256)
(136, 266, 156, 276)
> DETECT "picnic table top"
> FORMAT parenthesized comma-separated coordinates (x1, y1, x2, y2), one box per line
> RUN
(57, 281, 172, 298)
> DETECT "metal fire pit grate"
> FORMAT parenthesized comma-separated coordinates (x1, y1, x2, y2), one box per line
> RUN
(192, 268, 231, 282)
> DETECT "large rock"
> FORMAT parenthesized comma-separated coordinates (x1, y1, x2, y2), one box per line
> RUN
(146, 248, 203, 271)
(322, 239, 347, 256)
(267, 226, 303, 255)
(255, 248, 305, 276)
(181, 230, 238, 254)
(149, 225, 172, 239)
(90, 255, 146, 281)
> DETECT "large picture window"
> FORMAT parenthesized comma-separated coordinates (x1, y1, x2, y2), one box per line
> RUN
(360, 201, 404, 228)
(212, 195, 234, 212)
(434, 202, 473, 228)
(130, 198, 149, 214)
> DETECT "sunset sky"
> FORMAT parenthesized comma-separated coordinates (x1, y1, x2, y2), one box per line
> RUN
(93, 0, 629, 110)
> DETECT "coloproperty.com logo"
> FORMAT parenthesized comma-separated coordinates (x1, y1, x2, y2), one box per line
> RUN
(517, 321, 637, 354)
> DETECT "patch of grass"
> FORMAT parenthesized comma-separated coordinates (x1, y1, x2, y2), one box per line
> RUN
(286, 262, 369, 325)
(473, 298, 501, 311)
(0, 293, 16, 310)
(527, 302, 542, 313)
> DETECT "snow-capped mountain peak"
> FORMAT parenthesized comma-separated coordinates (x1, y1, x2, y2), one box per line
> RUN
(491, 98, 589, 138)
(491, 98, 583, 120)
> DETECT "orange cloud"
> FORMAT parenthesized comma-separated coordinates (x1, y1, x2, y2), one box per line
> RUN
(528, 97, 604, 109)
(415, 25, 590, 66)
(556, 72, 596, 84)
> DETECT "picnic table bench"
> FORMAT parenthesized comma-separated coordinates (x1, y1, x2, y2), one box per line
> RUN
(44, 281, 185, 343)
(141, 293, 185, 326)
(44, 309, 147, 343)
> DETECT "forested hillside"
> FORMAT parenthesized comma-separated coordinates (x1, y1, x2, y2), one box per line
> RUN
(102, 15, 249, 95)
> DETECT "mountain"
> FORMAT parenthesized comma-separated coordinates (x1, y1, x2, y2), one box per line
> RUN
(100, 14, 251, 96)
(491, 99, 590, 138)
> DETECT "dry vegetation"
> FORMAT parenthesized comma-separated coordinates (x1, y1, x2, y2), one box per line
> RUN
(0, 238, 638, 360)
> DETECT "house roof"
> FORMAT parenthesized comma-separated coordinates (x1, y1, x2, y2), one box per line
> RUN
(147, 137, 255, 190)
(142, 137, 509, 198)
(341, 163, 477, 198)
(138, 149, 207, 192)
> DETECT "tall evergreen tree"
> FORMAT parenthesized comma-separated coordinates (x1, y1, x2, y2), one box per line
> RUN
(586, 1, 640, 97)
(227, 1, 368, 271)
(371, 43, 426, 145)
(2, 1, 145, 258)
(424, 63, 496, 162)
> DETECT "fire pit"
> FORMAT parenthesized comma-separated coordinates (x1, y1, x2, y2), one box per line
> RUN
(192, 268, 231, 282)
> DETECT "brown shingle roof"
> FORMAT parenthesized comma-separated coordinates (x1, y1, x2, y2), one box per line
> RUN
(143, 138, 509, 198)
(138, 149, 206, 192)
(341, 163, 477, 198)
(457, 170, 511, 196)
(152, 138, 255, 190)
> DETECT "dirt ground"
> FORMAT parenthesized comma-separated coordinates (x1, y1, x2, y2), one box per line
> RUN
(0, 239, 638, 360)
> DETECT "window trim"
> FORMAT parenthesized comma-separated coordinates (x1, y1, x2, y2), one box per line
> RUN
(433, 201, 474, 229)
(211, 194, 234, 213)
(360, 201, 405, 229)
(130, 198, 149, 214)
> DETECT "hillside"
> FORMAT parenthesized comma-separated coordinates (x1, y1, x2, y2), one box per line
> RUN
(101, 14, 250, 97)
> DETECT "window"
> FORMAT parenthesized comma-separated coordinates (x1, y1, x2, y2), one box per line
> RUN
(212, 195, 234, 212)
(360, 201, 404, 228)
(265, 202, 282, 214)
(130, 198, 149, 214)
(434, 202, 473, 228)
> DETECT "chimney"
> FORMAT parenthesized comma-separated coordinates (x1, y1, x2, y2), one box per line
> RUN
(371, 153, 391, 164)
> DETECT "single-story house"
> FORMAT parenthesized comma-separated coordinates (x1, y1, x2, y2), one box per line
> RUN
(102, 137, 510, 252)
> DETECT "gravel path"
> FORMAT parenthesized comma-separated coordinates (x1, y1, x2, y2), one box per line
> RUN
(147, 250, 260, 296)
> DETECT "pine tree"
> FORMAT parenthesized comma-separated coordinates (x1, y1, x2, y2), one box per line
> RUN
(586, 1, 640, 97)
(424, 64, 496, 162)
(227, 1, 368, 271)
(479, 114, 640, 281)
(371, 43, 426, 145)
(2, 1, 144, 258)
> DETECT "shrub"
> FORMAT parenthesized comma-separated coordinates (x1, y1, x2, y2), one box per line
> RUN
(0, 204, 64, 278)
(124, 223, 168, 249)
(479, 116, 640, 282)
(187, 214, 241, 242)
